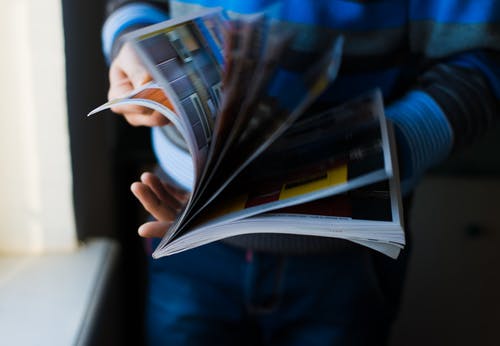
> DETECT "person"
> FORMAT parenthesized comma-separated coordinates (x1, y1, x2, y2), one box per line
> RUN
(102, 1, 500, 345)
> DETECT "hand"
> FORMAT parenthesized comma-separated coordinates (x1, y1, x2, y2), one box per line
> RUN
(131, 172, 189, 238)
(108, 43, 170, 127)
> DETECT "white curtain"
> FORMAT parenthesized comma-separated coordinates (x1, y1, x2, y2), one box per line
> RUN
(0, 0, 76, 254)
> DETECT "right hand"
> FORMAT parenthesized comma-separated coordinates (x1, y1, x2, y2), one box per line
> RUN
(108, 43, 170, 127)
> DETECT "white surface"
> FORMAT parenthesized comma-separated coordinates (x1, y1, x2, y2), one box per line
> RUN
(0, 0, 76, 253)
(0, 239, 118, 346)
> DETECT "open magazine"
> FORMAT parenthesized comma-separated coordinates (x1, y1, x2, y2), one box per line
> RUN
(89, 9, 405, 259)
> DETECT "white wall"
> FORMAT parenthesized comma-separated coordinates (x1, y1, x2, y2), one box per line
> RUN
(0, 0, 76, 254)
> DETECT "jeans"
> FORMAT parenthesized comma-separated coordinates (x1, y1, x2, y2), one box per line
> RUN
(146, 239, 409, 346)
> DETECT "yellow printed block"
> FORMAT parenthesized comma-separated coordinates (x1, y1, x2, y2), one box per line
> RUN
(279, 164, 348, 200)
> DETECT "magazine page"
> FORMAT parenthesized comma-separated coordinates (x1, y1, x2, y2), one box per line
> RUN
(144, 15, 344, 246)
(154, 179, 404, 259)
(209, 24, 342, 175)
(88, 81, 189, 139)
(175, 90, 391, 233)
(125, 9, 227, 180)
(191, 35, 344, 209)
(202, 17, 267, 170)
(172, 33, 344, 237)
(177, 19, 293, 215)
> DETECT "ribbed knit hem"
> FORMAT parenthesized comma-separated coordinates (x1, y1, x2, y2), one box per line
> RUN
(385, 90, 453, 194)
(152, 127, 194, 192)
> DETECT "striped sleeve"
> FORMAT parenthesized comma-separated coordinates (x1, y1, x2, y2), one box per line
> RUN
(409, 0, 500, 150)
(102, 1, 169, 62)
(418, 53, 500, 149)
(385, 1, 500, 192)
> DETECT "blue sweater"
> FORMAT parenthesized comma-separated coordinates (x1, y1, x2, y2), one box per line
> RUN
(103, 0, 500, 193)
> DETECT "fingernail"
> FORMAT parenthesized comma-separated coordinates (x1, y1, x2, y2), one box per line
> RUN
(138, 225, 145, 236)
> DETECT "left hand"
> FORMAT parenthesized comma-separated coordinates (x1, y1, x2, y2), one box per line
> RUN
(130, 172, 189, 238)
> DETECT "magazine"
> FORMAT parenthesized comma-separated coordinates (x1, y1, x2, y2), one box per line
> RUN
(89, 8, 405, 259)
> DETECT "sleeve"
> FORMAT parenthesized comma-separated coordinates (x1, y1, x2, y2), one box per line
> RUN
(385, 0, 500, 193)
(102, 0, 169, 62)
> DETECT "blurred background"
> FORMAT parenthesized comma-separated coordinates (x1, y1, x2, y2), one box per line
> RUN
(0, 1, 498, 345)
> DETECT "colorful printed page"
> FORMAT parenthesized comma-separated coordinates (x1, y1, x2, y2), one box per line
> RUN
(161, 179, 404, 259)
(176, 90, 393, 233)
(127, 9, 227, 181)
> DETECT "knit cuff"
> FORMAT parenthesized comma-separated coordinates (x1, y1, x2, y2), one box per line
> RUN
(385, 90, 454, 194)
(102, 3, 169, 63)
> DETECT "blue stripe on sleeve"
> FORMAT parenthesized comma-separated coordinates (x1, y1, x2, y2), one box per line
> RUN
(410, 0, 500, 24)
(174, 0, 406, 29)
(102, 3, 169, 62)
(173, 0, 280, 13)
(281, 0, 406, 30)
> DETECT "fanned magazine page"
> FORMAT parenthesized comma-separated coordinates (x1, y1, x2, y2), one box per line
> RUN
(89, 8, 405, 259)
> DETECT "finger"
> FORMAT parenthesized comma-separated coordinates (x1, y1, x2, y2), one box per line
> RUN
(108, 77, 134, 100)
(138, 221, 172, 238)
(110, 104, 154, 115)
(108, 61, 130, 89)
(109, 86, 171, 126)
(140, 172, 185, 211)
(130, 182, 177, 221)
(111, 110, 170, 127)
(161, 180, 190, 204)
(125, 111, 170, 127)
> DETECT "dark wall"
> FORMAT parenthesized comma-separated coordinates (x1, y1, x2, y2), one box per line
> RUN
(62, 1, 155, 344)
(62, 1, 115, 239)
